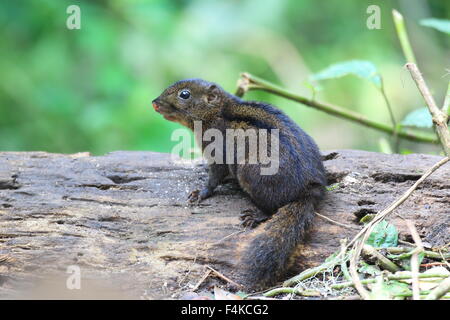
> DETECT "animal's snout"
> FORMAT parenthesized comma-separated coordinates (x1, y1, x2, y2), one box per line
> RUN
(152, 100, 160, 111)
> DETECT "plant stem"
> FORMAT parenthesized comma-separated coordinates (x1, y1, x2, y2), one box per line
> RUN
(283, 253, 346, 287)
(406, 63, 450, 156)
(380, 81, 397, 129)
(443, 81, 450, 115)
(362, 244, 400, 273)
(386, 247, 450, 260)
(330, 273, 448, 290)
(350, 240, 370, 299)
(263, 287, 320, 297)
(392, 10, 417, 64)
(425, 276, 450, 300)
(235, 73, 437, 144)
(379, 79, 399, 151)
(340, 240, 352, 281)
(406, 221, 424, 300)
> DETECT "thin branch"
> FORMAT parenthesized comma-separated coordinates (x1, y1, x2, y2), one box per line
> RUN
(380, 78, 399, 152)
(392, 10, 417, 64)
(192, 269, 212, 292)
(263, 287, 320, 297)
(283, 252, 349, 287)
(206, 265, 243, 289)
(425, 276, 450, 300)
(340, 240, 352, 281)
(406, 221, 424, 300)
(420, 262, 448, 268)
(350, 241, 371, 299)
(362, 244, 400, 273)
(385, 247, 450, 260)
(439, 249, 450, 269)
(330, 273, 448, 290)
(314, 212, 359, 230)
(406, 63, 450, 155)
(235, 73, 438, 144)
(443, 81, 450, 115)
(398, 239, 415, 247)
(380, 79, 397, 129)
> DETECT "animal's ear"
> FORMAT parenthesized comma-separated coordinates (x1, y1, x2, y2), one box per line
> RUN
(205, 84, 219, 104)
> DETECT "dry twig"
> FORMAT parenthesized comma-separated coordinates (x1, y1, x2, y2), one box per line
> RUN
(406, 221, 424, 300)
(206, 265, 243, 289)
(314, 212, 359, 230)
(192, 269, 212, 292)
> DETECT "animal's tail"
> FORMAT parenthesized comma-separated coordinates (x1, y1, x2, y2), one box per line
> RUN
(240, 200, 315, 289)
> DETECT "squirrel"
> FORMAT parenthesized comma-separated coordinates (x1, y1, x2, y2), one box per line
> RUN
(152, 79, 327, 290)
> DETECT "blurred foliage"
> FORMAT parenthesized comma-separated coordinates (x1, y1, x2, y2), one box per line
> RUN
(0, 0, 448, 155)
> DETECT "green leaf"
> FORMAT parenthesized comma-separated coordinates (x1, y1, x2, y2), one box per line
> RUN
(369, 276, 392, 300)
(385, 280, 411, 297)
(401, 107, 433, 128)
(420, 18, 450, 35)
(398, 259, 412, 271)
(417, 252, 425, 266)
(359, 261, 381, 276)
(400, 149, 413, 155)
(309, 60, 382, 88)
(326, 183, 340, 191)
(360, 214, 376, 224)
(378, 137, 393, 154)
(395, 251, 424, 270)
(369, 277, 411, 300)
(324, 251, 339, 263)
(366, 220, 398, 248)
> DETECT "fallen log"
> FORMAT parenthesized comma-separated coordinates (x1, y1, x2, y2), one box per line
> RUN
(0, 150, 448, 299)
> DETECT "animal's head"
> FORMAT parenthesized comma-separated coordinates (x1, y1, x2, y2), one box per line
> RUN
(152, 79, 227, 127)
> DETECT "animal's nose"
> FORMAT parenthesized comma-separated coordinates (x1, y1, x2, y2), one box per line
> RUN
(152, 100, 160, 111)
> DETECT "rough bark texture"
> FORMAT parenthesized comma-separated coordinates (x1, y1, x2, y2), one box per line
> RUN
(0, 150, 448, 299)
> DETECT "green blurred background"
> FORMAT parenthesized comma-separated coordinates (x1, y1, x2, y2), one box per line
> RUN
(0, 0, 448, 155)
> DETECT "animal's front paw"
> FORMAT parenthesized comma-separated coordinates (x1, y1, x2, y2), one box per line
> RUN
(187, 189, 200, 203)
(187, 188, 212, 205)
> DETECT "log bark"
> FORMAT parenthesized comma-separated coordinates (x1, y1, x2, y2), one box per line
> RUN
(0, 150, 448, 299)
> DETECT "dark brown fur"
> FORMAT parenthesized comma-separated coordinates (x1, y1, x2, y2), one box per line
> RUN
(152, 79, 327, 290)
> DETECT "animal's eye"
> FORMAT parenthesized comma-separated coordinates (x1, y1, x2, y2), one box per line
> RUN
(179, 90, 190, 99)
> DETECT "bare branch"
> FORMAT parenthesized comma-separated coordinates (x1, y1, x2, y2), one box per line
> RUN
(235, 73, 438, 144)
(443, 81, 450, 115)
(405, 63, 450, 155)
(406, 221, 424, 300)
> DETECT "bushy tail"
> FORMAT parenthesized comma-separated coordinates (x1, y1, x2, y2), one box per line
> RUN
(240, 200, 315, 289)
